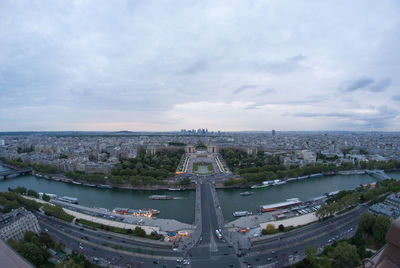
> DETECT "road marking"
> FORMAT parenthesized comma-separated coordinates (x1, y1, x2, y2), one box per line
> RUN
(41, 220, 177, 260)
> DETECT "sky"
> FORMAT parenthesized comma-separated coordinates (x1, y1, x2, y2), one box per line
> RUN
(1, 0, 400, 132)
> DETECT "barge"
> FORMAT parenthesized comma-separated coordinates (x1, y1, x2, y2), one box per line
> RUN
(149, 195, 173, 200)
(260, 198, 302, 212)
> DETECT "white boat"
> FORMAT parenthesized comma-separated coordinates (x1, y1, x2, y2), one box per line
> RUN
(233, 211, 252, 217)
(58, 196, 79, 204)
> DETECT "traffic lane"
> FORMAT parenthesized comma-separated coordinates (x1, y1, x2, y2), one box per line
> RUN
(191, 254, 240, 268)
(247, 223, 358, 268)
(251, 205, 366, 251)
(39, 219, 180, 261)
(37, 212, 170, 249)
(252, 205, 366, 247)
(243, 218, 359, 267)
(41, 220, 180, 268)
(40, 220, 180, 260)
(249, 214, 359, 256)
(37, 212, 172, 251)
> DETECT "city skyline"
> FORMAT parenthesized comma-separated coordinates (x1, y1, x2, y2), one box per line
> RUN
(1, 0, 400, 132)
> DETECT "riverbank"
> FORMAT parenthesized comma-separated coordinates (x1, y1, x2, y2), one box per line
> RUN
(23, 195, 194, 234)
(0, 160, 195, 191)
(3, 159, 399, 192)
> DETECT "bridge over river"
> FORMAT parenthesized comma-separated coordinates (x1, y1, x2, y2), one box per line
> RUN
(0, 168, 32, 179)
(366, 169, 393, 180)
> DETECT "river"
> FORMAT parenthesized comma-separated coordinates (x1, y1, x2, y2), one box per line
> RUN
(1, 164, 399, 223)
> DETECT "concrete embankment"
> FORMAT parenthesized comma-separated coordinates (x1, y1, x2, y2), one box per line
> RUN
(22, 196, 194, 234)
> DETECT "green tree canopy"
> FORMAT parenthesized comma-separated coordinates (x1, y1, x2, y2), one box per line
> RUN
(330, 241, 360, 268)
(373, 215, 391, 246)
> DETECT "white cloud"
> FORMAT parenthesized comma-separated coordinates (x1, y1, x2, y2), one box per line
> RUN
(0, 0, 399, 131)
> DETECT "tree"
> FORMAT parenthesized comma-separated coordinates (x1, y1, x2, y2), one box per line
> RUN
(24, 231, 39, 246)
(39, 232, 54, 248)
(266, 224, 277, 234)
(42, 193, 50, 202)
(54, 242, 62, 252)
(3, 200, 19, 213)
(19, 242, 46, 267)
(133, 227, 146, 237)
(373, 215, 391, 246)
(27, 189, 39, 198)
(359, 212, 376, 235)
(278, 224, 285, 232)
(330, 241, 360, 268)
(305, 246, 317, 266)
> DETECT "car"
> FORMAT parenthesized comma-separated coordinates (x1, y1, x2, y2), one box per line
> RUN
(162, 264, 168, 268)
(79, 246, 83, 249)
(153, 260, 159, 264)
(173, 248, 179, 252)
(267, 258, 272, 262)
(229, 265, 234, 267)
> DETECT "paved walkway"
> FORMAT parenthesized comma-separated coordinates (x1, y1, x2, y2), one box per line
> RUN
(177, 178, 202, 254)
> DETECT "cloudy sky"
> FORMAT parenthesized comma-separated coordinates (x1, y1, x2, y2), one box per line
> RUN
(1, 0, 400, 131)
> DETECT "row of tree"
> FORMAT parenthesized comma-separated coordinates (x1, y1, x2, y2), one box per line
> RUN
(0, 157, 57, 173)
(7, 231, 53, 267)
(316, 179, 400, 219)
(43, 204, 75, 222)
(108, 149, 184, 185)
(220, 148, 400, 185)
(65, 171, 105, 183)
(296, 212, 391, 268)
(0, 191, 41, 213)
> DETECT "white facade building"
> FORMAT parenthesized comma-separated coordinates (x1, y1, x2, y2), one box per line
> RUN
(0, 207, 41, 241)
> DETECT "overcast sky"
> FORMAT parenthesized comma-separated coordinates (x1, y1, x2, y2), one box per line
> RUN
(1, 0, 400, 131)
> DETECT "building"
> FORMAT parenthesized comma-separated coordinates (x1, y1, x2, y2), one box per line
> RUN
(0, 139, 5, 146)
(369, 193, 400, 220)
(0, 207, 41, 242)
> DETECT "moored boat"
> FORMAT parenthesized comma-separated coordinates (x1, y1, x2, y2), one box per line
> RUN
(149, 195, 173, 200)
(250, 184, 268, 189)
(58, 196, 79, 204)
(260, 198, 302, 212)
(97, 184, 112, 189)
(239, 191, 254, 196)
(233, 211, 252, 217)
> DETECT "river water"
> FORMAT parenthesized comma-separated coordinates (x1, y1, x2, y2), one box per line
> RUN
(1, 164, 399, 223)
